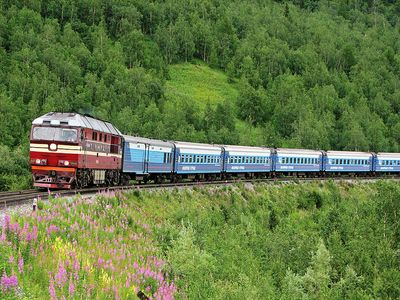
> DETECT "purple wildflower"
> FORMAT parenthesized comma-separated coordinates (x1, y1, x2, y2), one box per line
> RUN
(55, 263, 67, 288)
(32, 226, 38, 241)
(68, 277, 75, 296)
(73, 259, 80, 272)
(18, 257, 24, 273)
(0, 229, 5, 242)
(97, 258, 104, 267)
(1, 272, 18, 291)
(46, 225, 59, 236)
(4, 215, 10, 229)
(48, 274, 57, 300)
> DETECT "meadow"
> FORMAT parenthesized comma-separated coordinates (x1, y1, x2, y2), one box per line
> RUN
(164, 62, 239, 110)
(1, 180, 400, 299)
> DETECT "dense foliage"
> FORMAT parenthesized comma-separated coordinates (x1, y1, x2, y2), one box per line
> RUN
(1, 0, 400, 189)
(1, 181, 400, 298)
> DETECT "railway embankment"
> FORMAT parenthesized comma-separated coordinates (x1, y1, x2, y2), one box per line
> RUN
(1, 180, 400, 299)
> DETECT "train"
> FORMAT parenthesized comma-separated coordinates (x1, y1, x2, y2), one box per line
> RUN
(29, 112, 400, 189)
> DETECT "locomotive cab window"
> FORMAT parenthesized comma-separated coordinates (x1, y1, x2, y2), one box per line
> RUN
(32, 126, 78, 142)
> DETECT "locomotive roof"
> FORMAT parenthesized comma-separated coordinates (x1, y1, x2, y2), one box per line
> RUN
(32, 112, 121, 135)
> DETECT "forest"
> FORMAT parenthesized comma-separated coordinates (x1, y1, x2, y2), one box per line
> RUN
(1, 0, 400, 189)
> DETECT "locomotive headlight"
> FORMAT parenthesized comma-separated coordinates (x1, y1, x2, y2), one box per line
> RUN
(50, 143, 57, 151)
(64, 160, 69, 166)
(35, 159, 41, 164)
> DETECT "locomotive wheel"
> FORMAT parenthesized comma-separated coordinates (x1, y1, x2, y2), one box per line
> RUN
(76, 169, 90, 188)
(113, 171, 120, 185)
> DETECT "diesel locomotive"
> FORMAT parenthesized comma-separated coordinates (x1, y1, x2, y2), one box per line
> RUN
(30, 113, 122, 189)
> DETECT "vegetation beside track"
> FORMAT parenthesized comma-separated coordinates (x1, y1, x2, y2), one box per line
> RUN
(1, 180, 400, 299)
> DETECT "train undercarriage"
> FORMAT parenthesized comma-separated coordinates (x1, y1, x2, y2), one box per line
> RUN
(32, 167, 121, 189)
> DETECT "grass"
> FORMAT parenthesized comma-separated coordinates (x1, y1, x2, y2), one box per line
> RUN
(164, 61, 239, 109)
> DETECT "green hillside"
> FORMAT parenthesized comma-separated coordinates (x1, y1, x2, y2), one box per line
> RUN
(1, 0, 400, 189)
(165, 62, 239, 109)
(3, 181, 400, 298)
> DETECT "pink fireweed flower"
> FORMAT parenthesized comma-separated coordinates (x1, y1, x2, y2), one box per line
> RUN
(55, 263, 67, 288)
(19, 223, 29, 240)
(0, 229, 5, 242)
(32, 226, 38, 240)
(114, 286, 120, 300)
(97, 258, 104, 267)
(8, 255, 14, 264)
(10, 222, 20, 234)
(48, 274, 57, 300)
(4, 215, 10, 229)
(25, 231, 33, 242)
(46, 225, 59, 236)
(68, 277, 75, 296)
(73, 259, 80, 272)
(1, 272, 18, 291)
(18, 257, 24, 274)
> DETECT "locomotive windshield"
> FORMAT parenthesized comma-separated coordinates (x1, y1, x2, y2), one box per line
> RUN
(32, 126, 78, 142)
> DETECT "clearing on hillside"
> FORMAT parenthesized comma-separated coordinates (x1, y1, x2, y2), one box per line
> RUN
(165, 61, 239, 109)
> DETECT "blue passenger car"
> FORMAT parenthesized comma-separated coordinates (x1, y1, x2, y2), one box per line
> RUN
(223, 145, 272, 175)
(274, 148, 323, 173)
(324, 151, 372, 173)
(122, 135, 174, 179)
(374, 153, 400, 173)
(173, 141, 223, 177)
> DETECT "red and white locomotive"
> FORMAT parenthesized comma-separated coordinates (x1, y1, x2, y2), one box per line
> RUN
(30, 112, 122, 189)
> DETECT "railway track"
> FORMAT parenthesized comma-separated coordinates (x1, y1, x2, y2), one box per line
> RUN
(0, 175, 399, 209)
